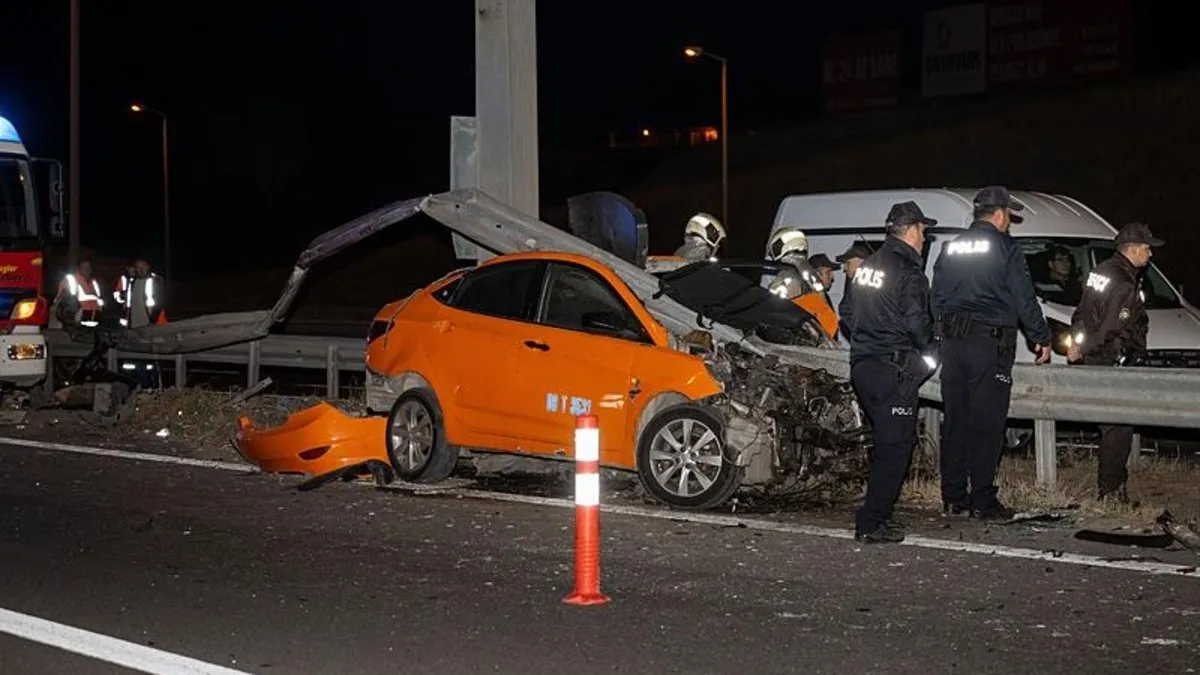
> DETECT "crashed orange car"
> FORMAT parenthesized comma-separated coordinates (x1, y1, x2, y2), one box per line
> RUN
(362, 250, 750, 509)
(238, 245, 870, 509)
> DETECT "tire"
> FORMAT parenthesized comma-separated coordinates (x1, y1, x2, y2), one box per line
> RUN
(385, 388, 458, 483)
(636, 403, 743, 510)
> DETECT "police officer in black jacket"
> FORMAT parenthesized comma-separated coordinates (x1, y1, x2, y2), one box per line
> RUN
(1067, 222, 1163, 501)
(931, 186, 1052, 521)
(840, 201, 938, 543)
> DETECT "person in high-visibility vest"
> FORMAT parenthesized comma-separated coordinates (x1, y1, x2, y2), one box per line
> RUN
(54, 260, 105, 327)
(119, 258, 168, 328)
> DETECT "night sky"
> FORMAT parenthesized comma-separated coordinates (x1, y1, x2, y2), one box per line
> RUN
(1, 1, 1193, 281)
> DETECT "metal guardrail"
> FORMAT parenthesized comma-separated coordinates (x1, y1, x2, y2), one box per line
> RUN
(45, 330, 364, 396)
(43, 329, 1200, 491)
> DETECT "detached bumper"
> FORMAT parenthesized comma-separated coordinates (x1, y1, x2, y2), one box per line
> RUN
(0, 333, 46, 387)
(234, 402, 389, 477)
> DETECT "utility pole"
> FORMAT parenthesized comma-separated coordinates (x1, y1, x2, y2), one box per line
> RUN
(68, 0, 81, 269)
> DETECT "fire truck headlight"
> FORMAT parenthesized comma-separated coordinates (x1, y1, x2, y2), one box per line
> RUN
(7, 343, 45, 361)
(11, 299, 38, 321)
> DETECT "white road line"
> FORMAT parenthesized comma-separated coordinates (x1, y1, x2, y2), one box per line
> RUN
(0, 437, 255, 473)
(3, 437, 1197, 579)
(0, 606, 250, 675)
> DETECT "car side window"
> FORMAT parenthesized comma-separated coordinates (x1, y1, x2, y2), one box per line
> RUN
(448, 261, 543, 321)
(540, 263, 651, 343)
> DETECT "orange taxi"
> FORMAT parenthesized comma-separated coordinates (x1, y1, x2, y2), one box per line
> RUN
(363, 251, 744, 509)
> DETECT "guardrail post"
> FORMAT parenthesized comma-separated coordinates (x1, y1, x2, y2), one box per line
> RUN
(174, 354, 187, 389)
(106, 348, 118, 372)
(247, 341, 261, 388)
(1034, 419, 1056, 489)
(921, 407, 941, 465)
(326, 344, 339, 398)
(1127, 432, 1142, 469)
(42, 341, 54, 399)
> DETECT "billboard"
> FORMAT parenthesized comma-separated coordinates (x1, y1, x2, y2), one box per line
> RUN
(922, 4, 988, 98)
(987, 0, 1132, 88)
(822, 30, 902, 113)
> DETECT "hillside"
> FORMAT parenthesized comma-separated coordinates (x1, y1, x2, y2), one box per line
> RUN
(626, 69, 1200, 302)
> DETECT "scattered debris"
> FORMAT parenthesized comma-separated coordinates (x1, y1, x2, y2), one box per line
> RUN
(229, 377, 274, 405)
(1074, 527, 1176, 549)
(1157, 510, 1200, 552)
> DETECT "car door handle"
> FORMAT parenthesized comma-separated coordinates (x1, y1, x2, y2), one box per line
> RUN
(523, 340, 550, 352)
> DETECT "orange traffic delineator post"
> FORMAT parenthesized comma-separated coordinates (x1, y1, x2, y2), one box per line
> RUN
(562, 414, 610, 606)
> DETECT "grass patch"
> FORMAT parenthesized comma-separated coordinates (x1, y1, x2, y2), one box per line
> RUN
(903, 451, 1200, 526)
(125, 386, 366, 447)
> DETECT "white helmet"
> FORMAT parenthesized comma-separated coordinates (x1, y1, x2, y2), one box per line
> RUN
(684, 212, 726, 250)
(766, 226, 808, 261)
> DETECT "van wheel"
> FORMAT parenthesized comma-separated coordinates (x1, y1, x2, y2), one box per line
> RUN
(385, 388, 457, 483)
(636, 404, 743, 510)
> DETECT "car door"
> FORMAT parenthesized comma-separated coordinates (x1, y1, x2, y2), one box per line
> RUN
(424, 260, 546, 447)
(510, 261, 650, 463)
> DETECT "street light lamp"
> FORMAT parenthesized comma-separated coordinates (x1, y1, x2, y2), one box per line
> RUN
(684, 45, 729, 229)
(130, 103, 171, 282)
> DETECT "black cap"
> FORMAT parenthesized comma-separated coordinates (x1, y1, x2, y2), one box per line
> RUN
(973, 185, 1025, 212)
(1114, 222, 1164, 247)
(808, 253, 840, 270)
(836, 242, 872, 263)
(885, 201, 937, 229)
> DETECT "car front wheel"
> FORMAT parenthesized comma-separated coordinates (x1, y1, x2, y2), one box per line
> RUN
(385, 388, 458, 483)
(636, 403, 743, 510)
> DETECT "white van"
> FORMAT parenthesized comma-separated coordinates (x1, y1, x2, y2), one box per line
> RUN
(769, 188, 1200, 366)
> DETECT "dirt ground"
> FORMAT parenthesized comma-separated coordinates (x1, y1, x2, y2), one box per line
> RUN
(3, 387, 1197, 534)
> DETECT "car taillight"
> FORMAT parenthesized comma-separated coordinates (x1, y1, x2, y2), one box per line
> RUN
(367, 319, 392, 343)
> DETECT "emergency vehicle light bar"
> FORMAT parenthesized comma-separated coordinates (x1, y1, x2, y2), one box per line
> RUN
(0, 117, 20, 143)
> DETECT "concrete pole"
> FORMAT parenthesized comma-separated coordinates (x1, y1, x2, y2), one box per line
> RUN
(474, 0, 539, 218)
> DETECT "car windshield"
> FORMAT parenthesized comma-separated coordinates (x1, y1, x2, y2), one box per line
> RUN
(0, 155, 37, 240)
(1016, 236, 1180, 309)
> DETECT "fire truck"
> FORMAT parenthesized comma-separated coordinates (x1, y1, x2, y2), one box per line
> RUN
(0, 115, 65, 388)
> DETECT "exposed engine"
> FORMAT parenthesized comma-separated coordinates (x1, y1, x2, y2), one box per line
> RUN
(677, 330, 872, 498)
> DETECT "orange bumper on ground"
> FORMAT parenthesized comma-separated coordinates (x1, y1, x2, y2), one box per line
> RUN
(234, 402, 388, 478)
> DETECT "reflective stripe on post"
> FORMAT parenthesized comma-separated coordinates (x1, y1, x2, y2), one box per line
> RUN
(562, 414, 610, 606)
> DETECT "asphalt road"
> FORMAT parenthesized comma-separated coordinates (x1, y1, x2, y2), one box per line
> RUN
(1, 442, 1198, 675)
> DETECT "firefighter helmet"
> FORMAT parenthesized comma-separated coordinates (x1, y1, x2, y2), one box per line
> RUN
(766, 226, 809, 261)
(683, 212, 726, 250)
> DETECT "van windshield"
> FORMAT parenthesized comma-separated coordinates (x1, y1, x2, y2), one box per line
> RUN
(1015, 236, 1180, 310)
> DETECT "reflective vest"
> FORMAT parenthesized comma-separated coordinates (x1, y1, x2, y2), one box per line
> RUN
(119, 273, 165, 328)
(61, 273, 104, 326)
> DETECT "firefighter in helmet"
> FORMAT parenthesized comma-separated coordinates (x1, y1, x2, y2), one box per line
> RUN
(674, 212, 726, 262)
(765, 226, 840, 338)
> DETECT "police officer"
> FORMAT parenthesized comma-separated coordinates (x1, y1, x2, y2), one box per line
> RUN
(930, 186, 1052, 521)
(674, 212, 726, 262)
(841, 201, 938, 543)
(1066, 222, 1163, 501)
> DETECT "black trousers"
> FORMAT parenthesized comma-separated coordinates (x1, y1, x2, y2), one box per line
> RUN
(851, 358, 920, 533)
(939, 335, 1017, 510)
(1098, 424, 1133, 495)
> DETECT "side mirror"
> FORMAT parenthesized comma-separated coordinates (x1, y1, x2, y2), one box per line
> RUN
(32, 158, 65, 241)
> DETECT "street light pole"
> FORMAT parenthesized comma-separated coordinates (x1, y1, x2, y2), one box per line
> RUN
(684, 45, 729, 229)
(68, 0, 80, 270)
(130, 104, 170, 282)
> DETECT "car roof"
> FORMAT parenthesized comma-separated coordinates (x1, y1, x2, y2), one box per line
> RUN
(475, 250, 619, 273)
(772, 188, 1119, 240)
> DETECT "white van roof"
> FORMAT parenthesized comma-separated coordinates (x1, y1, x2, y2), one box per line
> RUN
(773, 188, 1119, 240)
